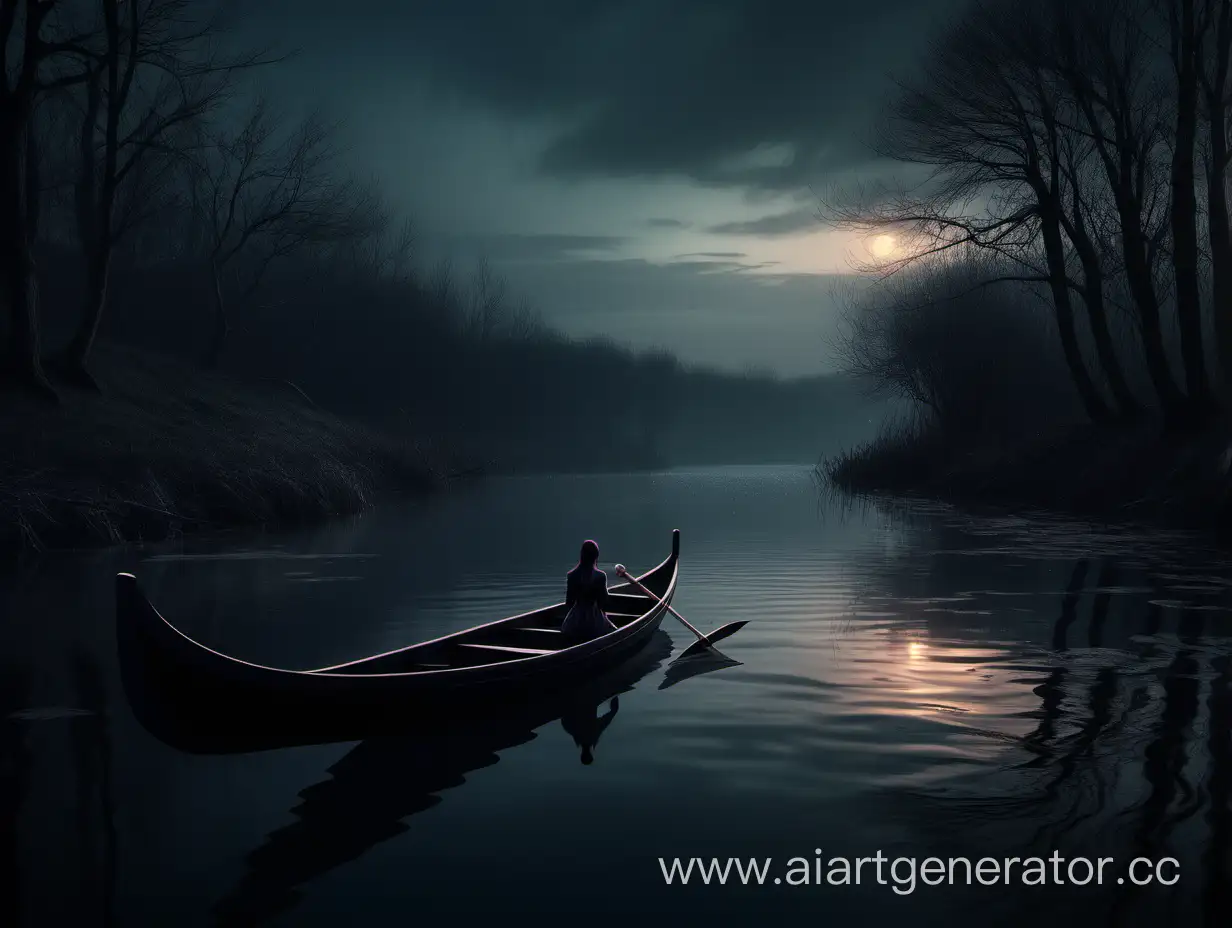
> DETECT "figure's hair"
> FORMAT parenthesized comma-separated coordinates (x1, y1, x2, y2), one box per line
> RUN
(579, 539, 599, 567)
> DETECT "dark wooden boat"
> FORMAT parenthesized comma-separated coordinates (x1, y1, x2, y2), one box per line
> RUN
(115, 530, 681, 740)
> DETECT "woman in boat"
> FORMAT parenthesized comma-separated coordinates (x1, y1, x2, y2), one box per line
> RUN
(561, 539, 616, 641)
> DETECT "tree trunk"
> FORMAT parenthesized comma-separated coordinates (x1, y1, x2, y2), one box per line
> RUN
(1206, 2, 1232, 391)
(0, 239, 53, 399)
(1066, 79, 1187, 420)
(1065, 184, 1141, 419)
(1117, 178, 1187, 419)
(1170, 0, 1213, 415)
(58, 63, 107, 391)
(1079, 277, 1138, 420)
(60, 252, 110, 390)
(1038, 195, 1113, 423)
(0, 104, 56, 402)
(206, 259, 228, 368)
(1209, 130, 1232, 387)
(70, 0, 124, 381)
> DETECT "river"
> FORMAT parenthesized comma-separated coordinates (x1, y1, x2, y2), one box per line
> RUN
(2, 464, 1230, 926)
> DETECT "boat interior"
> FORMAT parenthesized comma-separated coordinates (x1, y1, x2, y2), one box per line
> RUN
(310, 558, 674, 676)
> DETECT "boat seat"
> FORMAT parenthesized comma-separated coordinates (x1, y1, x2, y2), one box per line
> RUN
(609, 592, 653, 603)
(518, 604, 643, 630)
(457, 643, 554, 656)
(516, 611, 642, 637)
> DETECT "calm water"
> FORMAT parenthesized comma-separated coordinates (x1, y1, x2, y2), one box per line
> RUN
(3, 465, 1232, 926)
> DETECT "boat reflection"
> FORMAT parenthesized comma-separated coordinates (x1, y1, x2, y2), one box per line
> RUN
(209, 630, 683, 926)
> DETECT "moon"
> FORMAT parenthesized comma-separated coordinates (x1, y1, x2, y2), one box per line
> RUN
(869, 234, 897, 258)
(872, 232, 901, 258)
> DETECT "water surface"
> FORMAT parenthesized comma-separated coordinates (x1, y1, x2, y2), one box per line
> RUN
(3, 465, 1231, 926)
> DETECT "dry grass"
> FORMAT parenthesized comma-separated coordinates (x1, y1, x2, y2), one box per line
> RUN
(0, 345, 457, 555)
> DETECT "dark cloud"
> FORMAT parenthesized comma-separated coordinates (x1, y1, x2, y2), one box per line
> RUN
(666, 259, 776, 274)
(251, 0, 964, 193)
(233, 0, 938, 374)
(448, 232, 626, 263)
(707, 208, 819, 237)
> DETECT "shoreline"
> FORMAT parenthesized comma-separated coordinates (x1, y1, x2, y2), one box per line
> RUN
(819, 418, 1232, 543)
(0, 346, 465, 560)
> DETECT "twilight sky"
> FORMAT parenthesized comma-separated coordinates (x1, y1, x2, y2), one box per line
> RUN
(240, 0, 963, 376)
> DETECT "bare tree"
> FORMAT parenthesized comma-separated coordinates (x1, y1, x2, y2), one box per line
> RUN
(832, 249, 1081, 437)
(824, 0, 1232, 425)
(504, 295, 547, 341)
(1163, 0, 1215, 409)
(184, 100, 382, 367)
(1197, 0, 1232, 387)
(58, 0, 272, 389)
(1055, 117, 1144, 417)
(423, 255, 465, 332)
(451, 257, 546, 342)
(0, 0, 94, 400)
(1050, 0, 1189, 418)
(823, 0, 1122, 422)
(335, 215, 415, 283)
(465, 257, 508, 342)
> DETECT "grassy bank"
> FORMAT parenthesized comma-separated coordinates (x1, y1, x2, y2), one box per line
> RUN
(820, 417, 1232, 537)
(0, 345, 461, 556)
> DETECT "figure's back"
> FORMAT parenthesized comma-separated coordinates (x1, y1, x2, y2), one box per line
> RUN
(562, 565, 614, 639)
(567, 565, 607, 605)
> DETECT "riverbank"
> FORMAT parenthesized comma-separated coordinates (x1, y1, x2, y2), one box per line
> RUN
(820, 417, 1232, 537)
(0, 346, 462, 557)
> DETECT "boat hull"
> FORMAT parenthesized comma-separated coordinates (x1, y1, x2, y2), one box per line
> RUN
(116, 531, 681, 748)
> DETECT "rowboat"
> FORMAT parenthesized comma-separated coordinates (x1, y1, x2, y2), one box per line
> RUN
(115, 529, 681, 744)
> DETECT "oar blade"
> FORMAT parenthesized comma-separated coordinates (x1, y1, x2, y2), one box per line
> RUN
(676, 620, 749, 660)
(703, 620, 748, 646)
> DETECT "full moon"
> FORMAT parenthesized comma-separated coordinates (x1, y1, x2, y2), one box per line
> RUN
(869, 234, 897, 258)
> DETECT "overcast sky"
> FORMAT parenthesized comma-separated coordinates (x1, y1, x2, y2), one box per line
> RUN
(239, 0, 963, 376)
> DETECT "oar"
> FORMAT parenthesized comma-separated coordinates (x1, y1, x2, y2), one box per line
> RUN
(613, 564, 748, 659)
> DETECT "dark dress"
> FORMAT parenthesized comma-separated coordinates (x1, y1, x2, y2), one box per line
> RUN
(561, 565, 616, 640)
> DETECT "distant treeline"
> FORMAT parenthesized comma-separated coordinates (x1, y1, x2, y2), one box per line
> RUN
(38, 242, 875, 470)
(0, 0, 874, 473)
